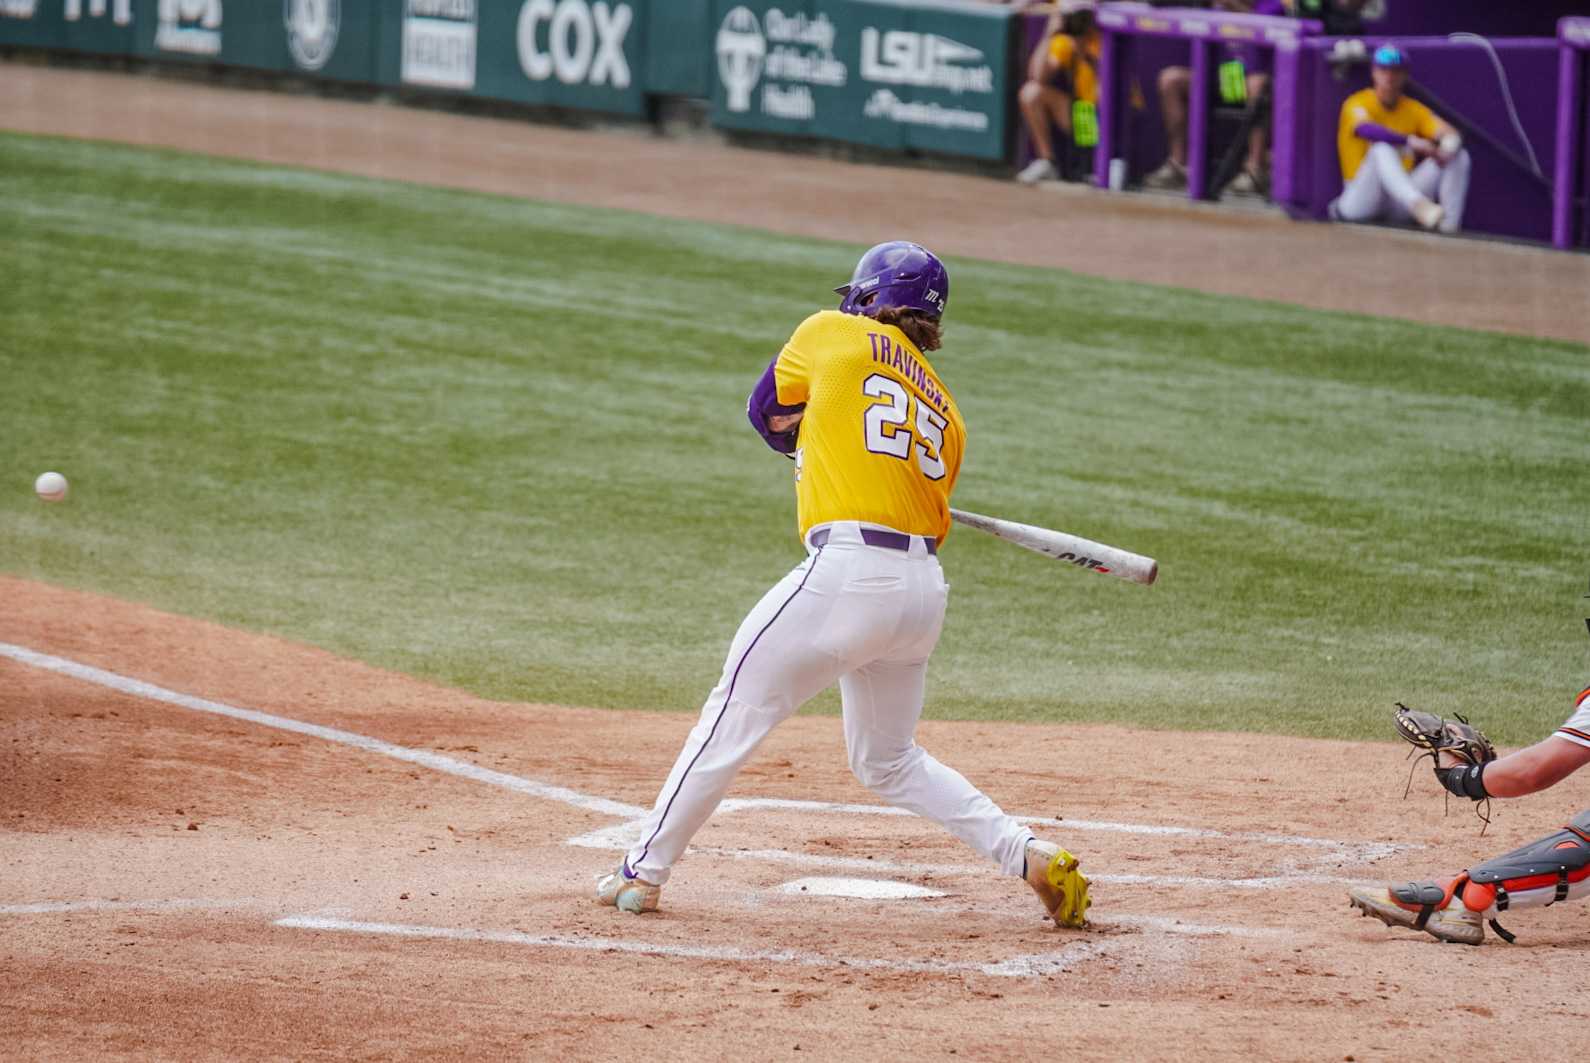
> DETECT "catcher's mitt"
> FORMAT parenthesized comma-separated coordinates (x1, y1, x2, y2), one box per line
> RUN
(1394, 702, 1498, 830)
(1394, 703, 1496, 768)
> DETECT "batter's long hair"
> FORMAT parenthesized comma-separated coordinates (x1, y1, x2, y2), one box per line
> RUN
(873, 307, 943, 352)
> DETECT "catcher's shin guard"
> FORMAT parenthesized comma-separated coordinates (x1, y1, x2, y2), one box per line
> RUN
(1459, 809, 1590, 939)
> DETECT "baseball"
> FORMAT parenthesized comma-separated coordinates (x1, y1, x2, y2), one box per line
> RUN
(34, 471, 69, 503)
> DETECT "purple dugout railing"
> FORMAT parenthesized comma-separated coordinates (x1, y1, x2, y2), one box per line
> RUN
(1554, 17, 1589, 250)
(1092, 3, 1320, 200)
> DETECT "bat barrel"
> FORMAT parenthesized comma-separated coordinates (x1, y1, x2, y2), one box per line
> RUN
(949, 508, 1158, 585)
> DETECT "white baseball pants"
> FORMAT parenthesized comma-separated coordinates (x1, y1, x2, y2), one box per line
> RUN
(625, 521, 1034, 885)
(1334, 142, 1471, 232)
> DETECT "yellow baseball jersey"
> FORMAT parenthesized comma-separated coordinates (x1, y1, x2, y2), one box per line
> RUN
(1337, 88, 1442, 181)
(774, 310, 964, 544)
(1047, 30, 1100, 104)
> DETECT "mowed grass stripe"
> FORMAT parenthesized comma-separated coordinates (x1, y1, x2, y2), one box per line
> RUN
(1, 132, 1584, 743)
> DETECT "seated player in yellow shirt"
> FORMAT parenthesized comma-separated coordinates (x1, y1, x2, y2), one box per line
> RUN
(594, 242, 1092, 933)
(1328, 44, 1470, 232)
(1016, 2, 1100, 184)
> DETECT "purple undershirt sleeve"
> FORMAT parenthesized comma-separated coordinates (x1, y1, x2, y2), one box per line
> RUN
(746, 356, 804, 455)
(1354, 122, 1408, 147)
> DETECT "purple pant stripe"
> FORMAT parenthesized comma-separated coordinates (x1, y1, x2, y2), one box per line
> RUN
(634, 549, 825, 870)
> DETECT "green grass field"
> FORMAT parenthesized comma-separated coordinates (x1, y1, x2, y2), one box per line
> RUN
(2, 132, 1585, 744)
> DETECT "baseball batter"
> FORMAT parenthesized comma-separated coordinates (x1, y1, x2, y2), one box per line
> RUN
(595, 242, 1091, 929)
(1349, 683, 1590, 944)
(1328, 44, 1471, 233)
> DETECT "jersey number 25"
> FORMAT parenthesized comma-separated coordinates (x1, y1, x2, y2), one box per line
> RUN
(862, 373, 946, 480)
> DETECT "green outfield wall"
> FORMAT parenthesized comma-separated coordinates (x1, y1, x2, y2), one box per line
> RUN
(711, 0, 1011, 159)
(648, 0, 711, 98)
(0, 0, 1014, 159)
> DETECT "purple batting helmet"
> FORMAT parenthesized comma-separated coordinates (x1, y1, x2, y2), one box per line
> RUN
(834, 241, 949, 319)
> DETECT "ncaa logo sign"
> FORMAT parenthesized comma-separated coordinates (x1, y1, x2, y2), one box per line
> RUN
(715, 6, 765, 113)
(517, 0, 633, 89)
(285, 0, 339, 71)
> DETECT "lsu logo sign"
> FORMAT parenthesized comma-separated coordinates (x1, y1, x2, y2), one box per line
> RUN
(859, 27, 993, 95)
(517, 0, 633, 89)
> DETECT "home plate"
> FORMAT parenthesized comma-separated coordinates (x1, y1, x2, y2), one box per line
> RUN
(777, 877, 946, 899)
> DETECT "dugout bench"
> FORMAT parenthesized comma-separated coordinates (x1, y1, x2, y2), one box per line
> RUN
(1091, 3, 1320, 201)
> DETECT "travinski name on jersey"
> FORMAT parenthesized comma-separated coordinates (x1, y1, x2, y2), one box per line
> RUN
(867, 331, 949, 414)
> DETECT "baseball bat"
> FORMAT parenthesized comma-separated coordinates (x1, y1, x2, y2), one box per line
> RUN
(949, 508, 1158, 586)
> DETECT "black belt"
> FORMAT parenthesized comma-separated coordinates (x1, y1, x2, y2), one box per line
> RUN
(809, 526, 936, 555)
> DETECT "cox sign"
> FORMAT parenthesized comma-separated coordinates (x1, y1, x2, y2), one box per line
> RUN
(516, 0, 633, 88)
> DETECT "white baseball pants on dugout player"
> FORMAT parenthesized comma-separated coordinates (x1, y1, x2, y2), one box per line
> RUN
(625, 520, 1034, 885)
(1333, 141, 1471, 232)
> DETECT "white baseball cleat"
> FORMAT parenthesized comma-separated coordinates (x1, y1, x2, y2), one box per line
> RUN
(1142, 158, 1187, 191)
(595, 862, 661, 914)
(1226, 169, 1265, 197)
(1016, 158, 1058, 185)
(1024, 839, 1091, 928)
(1410, 197, 1445, 231)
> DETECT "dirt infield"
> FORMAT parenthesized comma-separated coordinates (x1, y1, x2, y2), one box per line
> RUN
(6, 576, 1590, 1060)
(5, 62, 1590, 1060)
(1, 61, 1587, 345)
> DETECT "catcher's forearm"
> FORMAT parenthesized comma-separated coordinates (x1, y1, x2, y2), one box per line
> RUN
(1480, 739, 1590, 798)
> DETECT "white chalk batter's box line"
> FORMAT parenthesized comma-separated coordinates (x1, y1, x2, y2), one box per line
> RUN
(566, 804, 1405, 881)
(0, 897, 1286, 943)
(570, 839, 1365, 889)
(1, 641, 1413, 891)
(0, 899, 250, 916)
(0, 899, 1254, 981)
(270, 914, 1132, 979)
